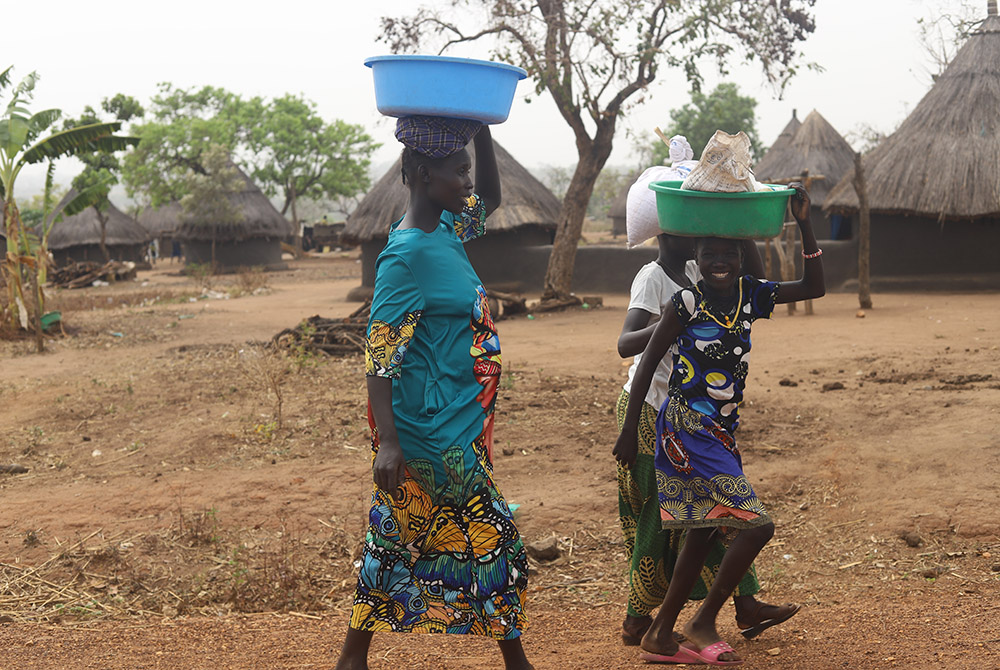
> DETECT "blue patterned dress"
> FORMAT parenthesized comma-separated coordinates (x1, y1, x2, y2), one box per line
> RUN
(351, 195, 528, 639)
(654, 275, 778, 530)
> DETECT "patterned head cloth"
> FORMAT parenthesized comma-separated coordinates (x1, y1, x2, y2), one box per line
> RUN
(395, 115, 482, 159)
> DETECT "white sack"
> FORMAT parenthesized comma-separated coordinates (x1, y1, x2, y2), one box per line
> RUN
(626, 165, 686, 248)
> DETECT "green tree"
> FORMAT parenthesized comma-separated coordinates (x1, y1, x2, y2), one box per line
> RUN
(64, 94, 145, 260)
(123, 85, 377, 255)
(122, 84, 243, 208)
(1, 66, 137, 350)
(240, 94, 378, 252)
(650, 83, 762, 164)
(383, 0, 816, 301)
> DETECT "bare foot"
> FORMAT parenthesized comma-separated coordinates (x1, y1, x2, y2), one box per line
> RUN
(639, 619, 681, 658)
(622, 615, 652, 645)
(682, 618, 741, 663)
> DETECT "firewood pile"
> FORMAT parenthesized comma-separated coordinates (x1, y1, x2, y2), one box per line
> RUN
(49, 261, 137, 289)
(272, 302, 370, 356)
(271, 289, 530, 358)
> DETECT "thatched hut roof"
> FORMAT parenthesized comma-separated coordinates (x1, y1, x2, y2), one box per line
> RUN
(138, 201, 184, 237)
(754, 110, 855, 205)
(47, 192, 150, 250)
(755, 110, 801, 175)
(343, 140, 561, 243)
(825, 8, 1000, 220)
(174, 165, 292, 242)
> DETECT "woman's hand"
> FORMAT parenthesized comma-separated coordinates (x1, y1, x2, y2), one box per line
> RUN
(788, 182, 811, 224)
(373, 440, 407, 500)
(613, 428, 639, 469)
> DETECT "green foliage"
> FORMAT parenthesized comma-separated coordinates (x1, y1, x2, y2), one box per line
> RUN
(65, 94, 145, 209)
(122, 84, 241, 207)
(651, 83, 762, 163)
(0, 66, 138, 347)
(240, 94, 379, 222)
(179, 144, 244, 227)
(122, 84, 378, 228)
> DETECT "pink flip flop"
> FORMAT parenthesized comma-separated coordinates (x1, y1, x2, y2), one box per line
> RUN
(682, 641, 743, 666)
(639, 645, 704, 664)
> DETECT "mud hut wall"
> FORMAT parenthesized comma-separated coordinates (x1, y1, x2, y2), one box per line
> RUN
(182, 238, 285, 272)
(758, 238, 857, 287)
(851, 214, 1000, 276)
(51, 243, 148, 267)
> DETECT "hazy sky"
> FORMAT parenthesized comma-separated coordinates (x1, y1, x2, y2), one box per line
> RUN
(5, 0, 981, 197)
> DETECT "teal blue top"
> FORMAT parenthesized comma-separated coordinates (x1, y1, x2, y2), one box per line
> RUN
(364, 195, 500, 502)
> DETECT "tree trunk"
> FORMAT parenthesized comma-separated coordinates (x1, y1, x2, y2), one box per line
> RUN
(32, 273, 44, 353)
(289, 183, 304, 259)
(853, 152, 873, 310)
(541, 134, 614, 300)
(96, 208, 110, 262)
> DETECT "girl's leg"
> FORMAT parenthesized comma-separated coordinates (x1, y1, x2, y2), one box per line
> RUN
(498, 638, 534, 670)
(640, 527, 716, 655)
(684, 522, 775, 662)
(334, 627, 373, 670)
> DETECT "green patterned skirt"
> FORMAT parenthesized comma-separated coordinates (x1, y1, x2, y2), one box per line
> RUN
(616, 389, 759, 617)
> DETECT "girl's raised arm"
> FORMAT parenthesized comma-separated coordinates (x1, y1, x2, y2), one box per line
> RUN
(774, 183, 825, 304)
(473, 126, 501, 216)
(613, 304, 683, 468)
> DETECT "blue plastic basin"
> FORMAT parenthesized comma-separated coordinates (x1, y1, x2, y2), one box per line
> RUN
(365, 55, 528, 124)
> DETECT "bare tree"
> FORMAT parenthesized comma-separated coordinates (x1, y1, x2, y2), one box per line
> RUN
(916, 0, 981, 82)
(382, 0, 817, 301)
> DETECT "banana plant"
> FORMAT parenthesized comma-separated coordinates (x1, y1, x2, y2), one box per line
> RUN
(0, 66, 138, 351)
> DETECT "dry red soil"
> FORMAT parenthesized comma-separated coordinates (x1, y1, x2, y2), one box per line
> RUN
(1, 255, 998, 669)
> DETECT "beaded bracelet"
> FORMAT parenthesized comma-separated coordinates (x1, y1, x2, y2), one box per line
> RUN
(802, 249, 823, 259)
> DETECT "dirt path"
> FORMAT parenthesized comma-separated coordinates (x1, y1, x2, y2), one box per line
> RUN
(2, 258, 999, 669)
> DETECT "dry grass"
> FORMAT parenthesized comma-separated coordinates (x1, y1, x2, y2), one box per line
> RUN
(232, 266, 269, 297)
(0, 509, 360, 623)
(46, 289, 194, 313)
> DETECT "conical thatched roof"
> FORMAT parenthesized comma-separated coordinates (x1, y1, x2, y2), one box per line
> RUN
(825, 10, 1000, 219)
(755, 110, 801, 177)
(138, 201, 184, 237)
(755, 110, 855, 205)
(47, 192, 150, 250)
(343, 141, 561, 243)
(174, 165, 292, 242)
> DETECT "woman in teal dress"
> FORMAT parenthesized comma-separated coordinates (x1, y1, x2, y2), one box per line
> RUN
(335, 119, 532, 670)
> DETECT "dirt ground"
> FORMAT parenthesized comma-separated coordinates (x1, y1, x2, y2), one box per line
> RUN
(1, 253, 998, 669)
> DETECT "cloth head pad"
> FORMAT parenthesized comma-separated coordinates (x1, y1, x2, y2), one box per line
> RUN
(395, 116, 482, 159)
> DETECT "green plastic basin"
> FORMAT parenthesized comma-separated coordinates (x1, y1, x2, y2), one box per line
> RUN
(649, 180, 794, 239)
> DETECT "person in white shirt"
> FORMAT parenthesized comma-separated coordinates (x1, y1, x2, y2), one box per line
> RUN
(614, 232, 799, 646)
